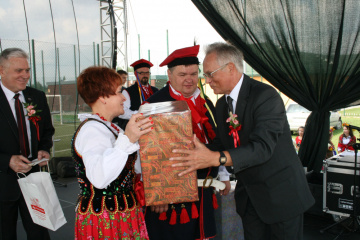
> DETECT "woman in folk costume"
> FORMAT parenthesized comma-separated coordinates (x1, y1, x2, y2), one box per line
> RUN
(338, 123, 357, 153)
(72, 66, 153, 240)
(144, 45, 231, 240)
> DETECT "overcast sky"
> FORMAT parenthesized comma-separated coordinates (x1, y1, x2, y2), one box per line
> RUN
(0, 0, 224, 75)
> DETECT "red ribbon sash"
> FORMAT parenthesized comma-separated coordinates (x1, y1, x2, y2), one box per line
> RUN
(169, 85, 215, 143)
(29, 116, 41, 141)
(229, 125, 242, 148)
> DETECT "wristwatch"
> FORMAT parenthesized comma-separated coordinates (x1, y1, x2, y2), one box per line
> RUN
(219, 151, 227, 166)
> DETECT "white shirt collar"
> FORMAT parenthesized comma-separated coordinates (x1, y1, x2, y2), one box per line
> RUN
(0, 81, 25, 102)
(169, 83, 200, 104)
(77, 113, 123, 134)
(225, 74, 244, 106)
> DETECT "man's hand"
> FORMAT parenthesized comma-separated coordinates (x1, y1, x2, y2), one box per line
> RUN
(170, 135, 219, 177)
(37, 150, 50, 167)
(151, 204, 168, 213)
(219, 180, 231, 196)
(9, 155, 32, 173)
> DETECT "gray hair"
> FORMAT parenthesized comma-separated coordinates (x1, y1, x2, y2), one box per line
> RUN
(0, 48, 29, 67)
(205, 42, 243, 73)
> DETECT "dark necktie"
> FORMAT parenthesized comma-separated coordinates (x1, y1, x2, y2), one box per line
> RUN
(226, 96, 236, 174)
(14, 93, 30, 157)
(227, 96, 234, 114)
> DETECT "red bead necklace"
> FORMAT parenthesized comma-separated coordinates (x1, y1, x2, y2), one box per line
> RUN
(95, 113, 120, 133)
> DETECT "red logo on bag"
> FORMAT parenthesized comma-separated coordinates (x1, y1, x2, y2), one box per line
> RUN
(30, 198, 46, 219)
(31, 205, 45, 214)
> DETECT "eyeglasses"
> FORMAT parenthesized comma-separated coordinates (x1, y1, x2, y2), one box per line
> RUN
(137, 71, 151, 75)
(203, 63, 229, 79)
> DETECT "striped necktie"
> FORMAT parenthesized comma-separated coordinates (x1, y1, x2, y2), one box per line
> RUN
(227, 96, 234, 114)
(14, 93, 30, 157)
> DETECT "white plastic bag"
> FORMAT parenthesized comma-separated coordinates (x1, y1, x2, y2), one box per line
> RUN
(17, 169, 67, 231)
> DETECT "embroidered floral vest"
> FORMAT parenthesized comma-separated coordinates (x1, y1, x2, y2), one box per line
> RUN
(71, 118, 138, 215)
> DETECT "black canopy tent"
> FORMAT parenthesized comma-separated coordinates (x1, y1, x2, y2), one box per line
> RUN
(192, 0, 360, 174)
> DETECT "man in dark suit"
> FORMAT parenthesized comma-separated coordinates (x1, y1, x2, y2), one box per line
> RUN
(171, 42, 315, 239)
(0, 48, 55, 240)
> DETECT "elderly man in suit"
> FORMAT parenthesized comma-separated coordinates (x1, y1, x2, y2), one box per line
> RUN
(0, 48, 54, 240)
(171, 42, 314, 240)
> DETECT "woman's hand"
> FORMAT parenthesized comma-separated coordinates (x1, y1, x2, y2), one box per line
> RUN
(125, 113, 154, 143)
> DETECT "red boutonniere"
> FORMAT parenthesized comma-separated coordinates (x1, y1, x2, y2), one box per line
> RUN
(226, 112, 242, 147)
(23, 102, 42, 141)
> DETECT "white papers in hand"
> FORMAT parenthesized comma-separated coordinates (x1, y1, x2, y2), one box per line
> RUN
(28, 158, 49, 166)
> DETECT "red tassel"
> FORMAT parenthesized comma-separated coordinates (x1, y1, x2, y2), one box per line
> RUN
(159, 211, 167, 221)
(134, 175, 145, 207)
(212, 193, 219, 209)
(169, 206, 177, 225)
(180, 204, 190, 224)
(191, 202, 199, 219)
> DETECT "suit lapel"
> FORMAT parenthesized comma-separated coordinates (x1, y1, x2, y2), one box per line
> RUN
(235, 75, 251, 128)
(216, 96, 235, 148)
(0, 87, 19, 140)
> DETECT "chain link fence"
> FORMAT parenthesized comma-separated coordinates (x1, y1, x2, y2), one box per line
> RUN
(1, 39, 270, 159)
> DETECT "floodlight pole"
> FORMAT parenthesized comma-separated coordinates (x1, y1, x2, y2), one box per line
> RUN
(99, 0, 128, 70)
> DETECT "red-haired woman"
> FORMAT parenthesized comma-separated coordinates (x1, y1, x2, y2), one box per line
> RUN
(72, 66, 153, 239)
(337, 123, 356, 153)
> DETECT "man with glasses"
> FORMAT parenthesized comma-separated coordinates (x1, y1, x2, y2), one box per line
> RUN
(171, 42, 315, 240)
(118, 59, 158, 129)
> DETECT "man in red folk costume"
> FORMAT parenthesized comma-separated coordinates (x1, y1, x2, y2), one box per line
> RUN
(144, 45, 230, 240)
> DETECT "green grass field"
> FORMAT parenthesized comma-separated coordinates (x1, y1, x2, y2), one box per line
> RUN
(340, 107, 360, 116)
(52, 122, 80, 157)
(51, 112, 82, 158)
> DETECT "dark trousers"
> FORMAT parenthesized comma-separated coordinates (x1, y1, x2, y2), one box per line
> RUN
(242, 200, 303, 240)
(0, 195, 50, 240)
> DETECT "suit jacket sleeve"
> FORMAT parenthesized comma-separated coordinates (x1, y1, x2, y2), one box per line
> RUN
(0, 153, 12, 173)
(37, 91, 55, 153)
(229, 86, 286, 173)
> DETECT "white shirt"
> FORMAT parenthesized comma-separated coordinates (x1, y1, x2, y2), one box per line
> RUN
(118, 89, 139, 120)
(218, 166, 231, 181)
(0, 81, 33, 157)
(75, 114, 141, 189)
(225, 74, 244, 111)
